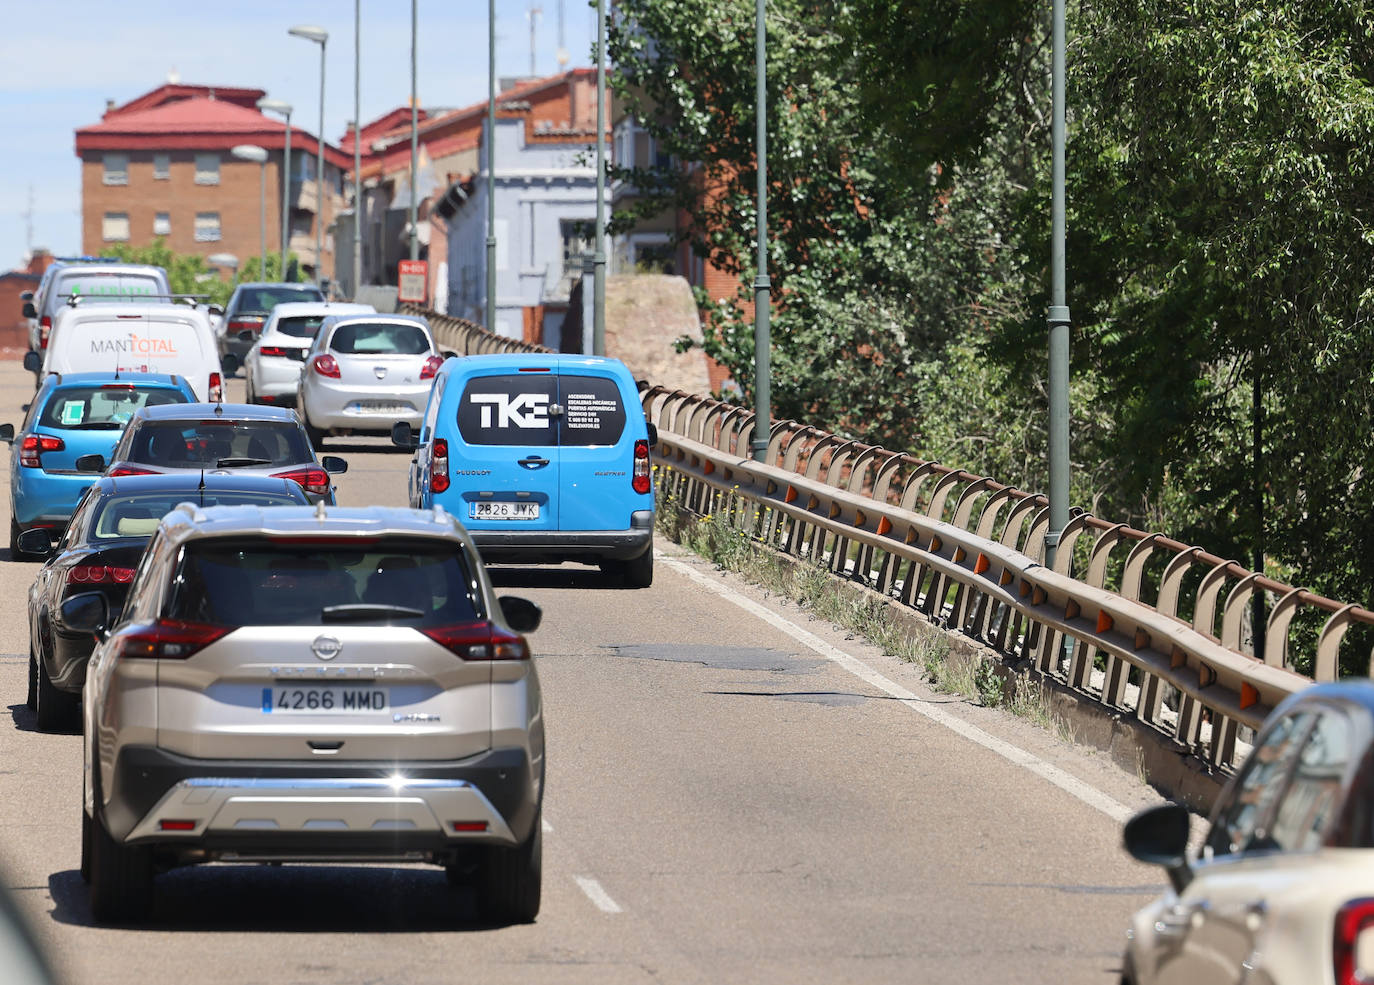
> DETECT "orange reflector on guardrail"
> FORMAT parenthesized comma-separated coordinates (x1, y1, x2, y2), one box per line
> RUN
(1240, 682, 1259, 710)
(1097, 611, 1114, 633)
(855, 509, 867, 528)
(1019, 579, 1031, 598)
(953, 547, 966, 563)
(704, 461, 715, 475)
(829, 501, 842, 519)
(1032, 586, 1047, 605)
(878, 517, 893, 536)
(1134, 628, 1151, 651)
(1199, 664, 1216, 687)
(1171, 646, 1187, 669)
(1000, 569, 1014, 586)
(1065, 599, 1080, 620)
(930, 535, 943, 553)
(975, 553, 990, 574)
(785, 485, 798, 503)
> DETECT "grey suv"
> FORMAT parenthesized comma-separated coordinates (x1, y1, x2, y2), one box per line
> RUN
(72, 504, 545, 924)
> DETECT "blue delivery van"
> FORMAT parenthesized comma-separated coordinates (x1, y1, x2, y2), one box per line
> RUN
(394, 353, 656, 586)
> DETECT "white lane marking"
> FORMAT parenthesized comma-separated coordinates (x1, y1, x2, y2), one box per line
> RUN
(661, 555, 1134, 824)
(542, 818, 553, 833)
(574, 875, 622, 913)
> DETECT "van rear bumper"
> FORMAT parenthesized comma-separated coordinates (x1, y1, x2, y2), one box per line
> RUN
(470, 511, 653, 564)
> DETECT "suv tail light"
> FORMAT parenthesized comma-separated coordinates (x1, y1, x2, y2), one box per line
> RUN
(312, 354, 341, 379)
(632, 438, 651, 494)
(1336, 899, 1374, 984)
(19, 434, 63, 468)
(39, 315, 52, 348)
(208, 372, 223, 402)
(108, 465, 157, 477)
(420, 354, 445, 380)
(67, 565, 136, 585)
(420, 622, 530, 660)
(430, 438, 450, 493)
(273, 466, 331, 497)
(111, 619, 229, 661)
(228, 318, 264, 333)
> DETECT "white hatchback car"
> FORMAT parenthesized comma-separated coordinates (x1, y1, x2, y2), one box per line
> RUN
(296, 313, 447, 448)
(72, 503, 545, 925)
(242, 301, 375, 407)
(1121, 681, 1374, 985)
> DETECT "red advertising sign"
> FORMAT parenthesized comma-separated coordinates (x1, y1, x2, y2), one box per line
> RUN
(397, 259, 428, 303)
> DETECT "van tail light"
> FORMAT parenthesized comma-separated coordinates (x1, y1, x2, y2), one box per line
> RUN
(420, 622, 530, 661)
(312, 354, 341, 379)
(273, 466, 331, 497)
(19, 434, 63, 468)
(208, 372, 223, 403)
(39, 315, 52, 348)
(632, 439, 651, 494)
(111, 619, 229, 661)
(420, 355, 444, 380)
(430, 438, 450, 493)
(67, 565, 136, 585)
(1335, 899, 1374, 984)
(108, 465, 157, 477)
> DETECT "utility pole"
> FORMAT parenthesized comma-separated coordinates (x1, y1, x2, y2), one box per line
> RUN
(751, 0, 771, 462)
(1045, 0, 1071, 567)
(486, 0, 497, 332)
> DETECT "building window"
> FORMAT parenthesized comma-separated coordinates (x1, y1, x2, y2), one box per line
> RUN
(153, 154, 170, 180)
(560, 219, 593, 278)
(153, 212, 171, 236)
(194, 212, 221, 242)
(194, 153, 220, 185)
(102, 153, 129, 186)
(102, 213, 130, 242)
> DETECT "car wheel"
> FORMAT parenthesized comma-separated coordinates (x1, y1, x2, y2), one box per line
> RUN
(220, 353, 240, 378)
(26, 647, 36, 711)
(80, 809, 92, 884)
(34, 646, 79, 734)
(475, 814, 542, 924)
(621, 549, 654, 589)
(88, 808, 153, 924)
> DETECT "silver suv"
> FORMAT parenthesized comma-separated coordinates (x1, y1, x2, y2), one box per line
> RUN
(72, 504, 545, 924)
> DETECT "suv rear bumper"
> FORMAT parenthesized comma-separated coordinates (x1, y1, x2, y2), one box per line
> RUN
(104, 745, 540, 854)
(470, 511, 653, 564)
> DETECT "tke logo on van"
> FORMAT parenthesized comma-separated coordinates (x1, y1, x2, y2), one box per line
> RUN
(469, 392, 550, 429)
(89, 333, 179, 357)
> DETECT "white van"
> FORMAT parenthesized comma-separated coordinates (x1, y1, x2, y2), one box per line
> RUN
(30, 302, 223, 402)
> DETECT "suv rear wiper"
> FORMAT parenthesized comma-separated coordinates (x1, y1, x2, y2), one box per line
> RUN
(321, 603, 425, 622)
(215, 457, 273, 468)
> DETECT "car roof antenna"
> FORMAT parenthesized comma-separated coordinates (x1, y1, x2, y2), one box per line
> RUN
(198, 468, 206, 491)
(213, 401, 224, 417)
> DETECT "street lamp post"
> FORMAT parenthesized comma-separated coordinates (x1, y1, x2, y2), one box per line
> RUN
(409, 0, 420, 262)
(288, 25, 328, 288)
(257, 98, 293, 278)
(1045, 0, 1071, 567)
(486, 0, 496, 332)
(231, 145, 269, 278)
(592, 0, 606, 356)
(751, 0, 771, 462)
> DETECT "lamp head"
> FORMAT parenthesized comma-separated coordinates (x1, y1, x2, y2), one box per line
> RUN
(288, 25, 329, 44)
(257, 97, 293, 117)
(230, 144, 268, 164)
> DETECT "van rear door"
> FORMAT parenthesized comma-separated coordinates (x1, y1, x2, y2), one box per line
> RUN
(57, 312, 213, 399)
(448, 369, 561, 531)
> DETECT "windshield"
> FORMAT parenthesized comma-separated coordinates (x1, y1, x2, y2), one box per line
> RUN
(126, 421, 312, 468)
(165, 540, 481, 626)
(233, 287, 324, 316)
(55, 272, 162, 307)
(329, 322, 430, 355)
(91, 491, 305, 540)
(39, 384, 188, 430)
(275, 316, 326, 339)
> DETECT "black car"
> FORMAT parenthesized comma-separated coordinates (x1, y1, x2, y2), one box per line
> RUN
(22, 472, 310, 732)
(217, 282, 323, 376)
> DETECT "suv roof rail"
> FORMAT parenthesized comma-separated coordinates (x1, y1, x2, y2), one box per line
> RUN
(60, 293, 210, 307)
(52, 255, 123, 264)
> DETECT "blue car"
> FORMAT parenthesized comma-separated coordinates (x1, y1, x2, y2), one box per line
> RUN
(393, 353, 656, 586)
(4, 373, 196, 557)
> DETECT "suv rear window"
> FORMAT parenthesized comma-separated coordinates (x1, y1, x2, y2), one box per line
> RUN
(40, 384, 187, 430)
(53, 273, 162, 307)
(233, 287, 323, 315)
(329, 322, 430, 355)
(165, 540, 481, 626)
(126, 421, 311, 467)
(455, 374, 626, 446)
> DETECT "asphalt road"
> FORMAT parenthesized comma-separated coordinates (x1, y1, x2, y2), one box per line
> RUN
(0, 360, 1168, 984)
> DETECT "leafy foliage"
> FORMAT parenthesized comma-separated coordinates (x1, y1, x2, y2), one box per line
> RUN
(98, 241, 304, 308)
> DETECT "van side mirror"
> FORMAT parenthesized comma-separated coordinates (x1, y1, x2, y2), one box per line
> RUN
(22, 302, 36, 319)
(207, 304, 224, 317)
(391, 422, 419, 450)
(75, 454, 106, 474)
(0, 424, 13, 444)
(22, 351, 41, 373)
(498, 596, 542, 633)
(16, 528, 55, 558)
(321, 455, 348, 475)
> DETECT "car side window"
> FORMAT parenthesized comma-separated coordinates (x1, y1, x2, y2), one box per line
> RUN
(420, 373, 447, 443)
(1265, 710, 1352, 853)
(1204, 711, 1315, 859)
(60, 490, 99, 551)
(121, 534, 176, 626)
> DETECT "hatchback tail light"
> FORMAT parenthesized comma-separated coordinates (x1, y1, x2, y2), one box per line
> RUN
(19, 434, 63, 468)
(111, 619, 229, 661)
(430, 438, 450, 493)
(39, 315, 51, 348)
(259, 346, 290, 358)
(66, 565, 136, 585)
(420, 622, 530, 660)
(1336, 899, 1374, 984)
(208, 372, 223, 403)
(420, 354, 445, 380)
(273, 466, 331, 497)
(312, 354, 341, 379)
(632, 439, 651, 494)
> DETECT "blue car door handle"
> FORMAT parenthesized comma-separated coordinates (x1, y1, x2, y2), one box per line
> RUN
(519, 456, 550, 469)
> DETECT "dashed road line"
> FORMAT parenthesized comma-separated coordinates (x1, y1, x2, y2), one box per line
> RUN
(574, 875, 622, 913)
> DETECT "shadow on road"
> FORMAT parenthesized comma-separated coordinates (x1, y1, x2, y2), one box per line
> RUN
(48, 865, 515, 932)
(8, 702, 38, 734)
(313, 439, 409, 457)
(485, 564, 641, 591)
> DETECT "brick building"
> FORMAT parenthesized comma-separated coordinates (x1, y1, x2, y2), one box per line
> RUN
(75, 83, 351, 282)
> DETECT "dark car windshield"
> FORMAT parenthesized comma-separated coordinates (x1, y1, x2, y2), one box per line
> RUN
(40, 384, 189, 430)
(90, 491, 306, 541)
(126, 421, 312, 467)
(329, 322, 430, 355)
(165, 540, 481, 626)
(275, 316, 326, 339)
(232, 287, 323, 316)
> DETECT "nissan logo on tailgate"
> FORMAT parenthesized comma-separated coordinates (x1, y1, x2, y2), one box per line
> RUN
(311, 635, 343, 661)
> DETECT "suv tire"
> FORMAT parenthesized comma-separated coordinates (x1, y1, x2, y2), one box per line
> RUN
(89, 810, 153, 923)
(476, 816, 542, 924)
(34, 647, 79, 733)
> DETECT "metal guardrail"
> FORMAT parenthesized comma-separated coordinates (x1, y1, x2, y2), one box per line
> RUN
(400, 305, 1374, 774)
